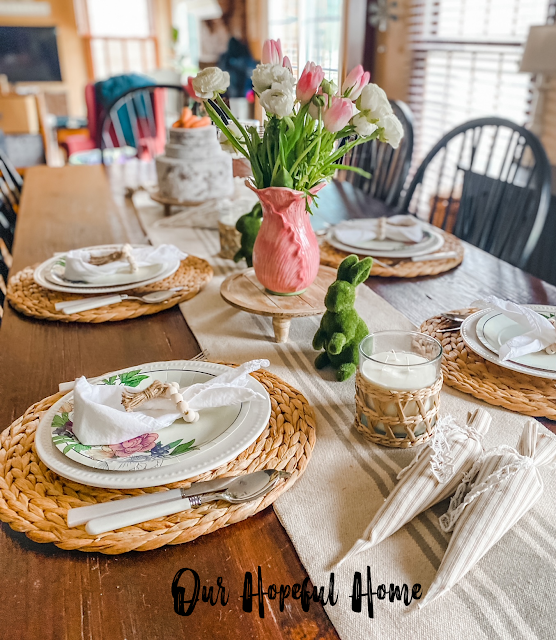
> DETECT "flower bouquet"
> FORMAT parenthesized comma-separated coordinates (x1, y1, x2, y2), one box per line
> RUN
(190, 39, 403, 295)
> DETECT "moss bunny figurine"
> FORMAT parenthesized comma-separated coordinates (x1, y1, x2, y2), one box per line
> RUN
(234, 202, 262, 267)
(312, 255, 373, 381)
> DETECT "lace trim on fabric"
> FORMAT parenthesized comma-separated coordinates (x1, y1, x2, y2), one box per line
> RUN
(396, 414, 484, 484)
(439, 445, 534, 532)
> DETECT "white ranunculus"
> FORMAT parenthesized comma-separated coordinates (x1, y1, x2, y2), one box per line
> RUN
(192, 67, 230, 99)
(357, 83, 393, 119)
(379, 113, 404, 149)
(219, 123, 246, 153)
(251, 63, 295, 95)
(352, 113, 378, 137)
(259, 83, 295, 117)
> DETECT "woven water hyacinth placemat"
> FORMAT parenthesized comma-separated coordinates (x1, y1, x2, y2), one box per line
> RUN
(320, 231, 463, 277)
(0, 368, 315, 554)
(6, 256, 213, 323)
(421, 312, 556, 418)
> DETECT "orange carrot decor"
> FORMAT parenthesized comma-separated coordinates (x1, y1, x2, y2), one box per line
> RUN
(171, 107, 210, 129)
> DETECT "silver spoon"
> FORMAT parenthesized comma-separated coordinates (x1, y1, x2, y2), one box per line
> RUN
(85, 469, 290, 535)
(441, 312, 473, 323)
(55, 289, 182, 314)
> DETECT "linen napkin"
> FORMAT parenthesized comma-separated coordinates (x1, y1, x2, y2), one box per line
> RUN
(338, 409, 490, 565)
(153, 178, 259, 230)
(333, 215, 424, 246)
(476, 295, 556, 360)
(421, 421, 556, 608)
(71, 359, 270, 446)
(63, 244, 187, 283)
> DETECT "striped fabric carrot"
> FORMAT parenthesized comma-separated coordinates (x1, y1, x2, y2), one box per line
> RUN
(339, 408, 491, 565)
(421, 420, 556, 607)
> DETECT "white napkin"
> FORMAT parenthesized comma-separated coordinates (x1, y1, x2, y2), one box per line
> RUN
(154, 178, 259, 229)
(475, 295, 556, 361)
(71, 359, 270, 446)
(333, 215, 424, 246)
(63, 244, 187, 283)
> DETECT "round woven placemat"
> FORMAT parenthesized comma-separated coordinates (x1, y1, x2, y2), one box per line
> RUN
(6, 256, 213, 323)
(0, 367, 315, 554)
(320, 231, 463, 277)
(421, 311, 556, 418)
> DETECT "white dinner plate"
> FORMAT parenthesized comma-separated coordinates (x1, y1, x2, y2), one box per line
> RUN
(476, 305, 556, 372)
(326, 225, 445, 258)
(35, 361, 272, 488)
(46, 261, 169, 288)
(461, 310, 556, 380)
(34, 245, 180, 294)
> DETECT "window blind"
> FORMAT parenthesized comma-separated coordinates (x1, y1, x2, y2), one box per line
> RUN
(407, 0, 551, 170)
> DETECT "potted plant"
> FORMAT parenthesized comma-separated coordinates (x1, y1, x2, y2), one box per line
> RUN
(190, 39, 403, 295)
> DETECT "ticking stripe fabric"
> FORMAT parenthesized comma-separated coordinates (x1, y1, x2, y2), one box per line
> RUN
(340, 411, 491, 566)
(134, 191, 556, 640)
(423, 421, 556, 608)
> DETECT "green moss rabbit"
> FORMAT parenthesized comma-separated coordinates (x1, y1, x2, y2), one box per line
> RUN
(312, 255, 373, 381)
(234, 202, 262, 267)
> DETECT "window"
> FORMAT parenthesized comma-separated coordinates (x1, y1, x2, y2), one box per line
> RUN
(76, 0, 158, 80)
(267, 0, 345, 83)
(407, 0, 551, 168)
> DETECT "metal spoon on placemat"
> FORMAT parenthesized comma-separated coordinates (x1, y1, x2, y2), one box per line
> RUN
(55, 288, 182, 314)
(81, 470, 291, 535)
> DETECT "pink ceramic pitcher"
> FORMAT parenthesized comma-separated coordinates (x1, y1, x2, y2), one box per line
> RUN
(250, 183, 324, 295)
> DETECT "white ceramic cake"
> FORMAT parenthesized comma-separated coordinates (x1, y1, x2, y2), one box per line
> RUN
(156, 125, 234, 203)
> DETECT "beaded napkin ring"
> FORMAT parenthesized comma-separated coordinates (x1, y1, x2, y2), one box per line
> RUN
(121, 380, 199, 423)
(87, 243, 138, 273)
(546, 317, 556, 355)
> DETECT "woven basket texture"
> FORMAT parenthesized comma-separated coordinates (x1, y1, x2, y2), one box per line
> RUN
(0, 368, 315, 554)
(6, 256, 213, 323)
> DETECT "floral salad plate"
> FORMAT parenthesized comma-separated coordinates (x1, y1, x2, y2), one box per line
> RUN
(36, 361, 272, 488)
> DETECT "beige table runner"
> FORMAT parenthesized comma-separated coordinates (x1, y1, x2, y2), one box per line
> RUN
(134, 191, 556, 640)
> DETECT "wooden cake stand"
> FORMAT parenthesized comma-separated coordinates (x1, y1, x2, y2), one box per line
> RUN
(220, 266, 337, 343)
(149, 189, 201, 217)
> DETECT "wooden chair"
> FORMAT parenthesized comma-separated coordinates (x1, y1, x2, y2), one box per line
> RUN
(0, 197, 14, 325)
(339, 100, 414, 207)
(399, 117, 552, 269)
(99, 84, 189, 165)
(0, 148, 23, 206)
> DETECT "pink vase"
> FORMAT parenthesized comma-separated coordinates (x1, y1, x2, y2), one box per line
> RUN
(250, 184, 324, 295)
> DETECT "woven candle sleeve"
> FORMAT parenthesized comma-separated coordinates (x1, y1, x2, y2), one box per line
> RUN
(338, 409, 491, 566)
(421, 421, 556, 608)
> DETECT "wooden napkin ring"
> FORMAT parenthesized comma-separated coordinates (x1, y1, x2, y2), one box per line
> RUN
(121, 380, 199, 423)
(88, 243, 138, 272)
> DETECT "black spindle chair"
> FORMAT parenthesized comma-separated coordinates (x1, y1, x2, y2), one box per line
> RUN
(0, 148, 22, 206)
(399, 117, 552, 269)
(99, 84, 189, 166)
(339, 100, 414, 207)
(0, 190, 15, 326)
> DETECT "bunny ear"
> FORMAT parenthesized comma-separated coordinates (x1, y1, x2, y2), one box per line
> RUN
(337, 255, 359, 282)
(349, 257, 373, 286)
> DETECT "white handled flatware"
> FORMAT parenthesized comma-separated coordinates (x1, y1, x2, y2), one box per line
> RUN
(411, 251, 458, 262)
(67, 474, 234, 527)
(84, 470, 290, 535)
(55, 289, 181, 314)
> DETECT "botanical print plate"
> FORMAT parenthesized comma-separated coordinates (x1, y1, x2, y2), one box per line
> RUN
(461, 310, 556, 380)
(34, 245, 180, 294)
(476, 305, 556, 372)
(326, 226, 445, 258)
(36, 361, 272, 483)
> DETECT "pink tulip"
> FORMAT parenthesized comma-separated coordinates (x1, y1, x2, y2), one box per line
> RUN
(323, 97, 354, 133)
(342, 65, 370, 100)
(282, 55, 293, 73)
(297, 61, 325, 104)
(262, 39, 283, 65)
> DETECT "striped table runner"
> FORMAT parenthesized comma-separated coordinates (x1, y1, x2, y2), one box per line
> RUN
(134, 191, 556, 640)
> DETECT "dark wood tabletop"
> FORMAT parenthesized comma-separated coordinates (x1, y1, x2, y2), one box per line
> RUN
(1, 165, 555, 640)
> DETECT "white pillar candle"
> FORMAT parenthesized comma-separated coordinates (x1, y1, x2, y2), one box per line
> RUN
(360, 350, 439, 437)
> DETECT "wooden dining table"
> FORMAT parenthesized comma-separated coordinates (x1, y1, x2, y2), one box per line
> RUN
(1, 164, 556, 640)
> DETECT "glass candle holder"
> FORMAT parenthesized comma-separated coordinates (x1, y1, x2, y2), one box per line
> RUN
(355, 330, 443, 448)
